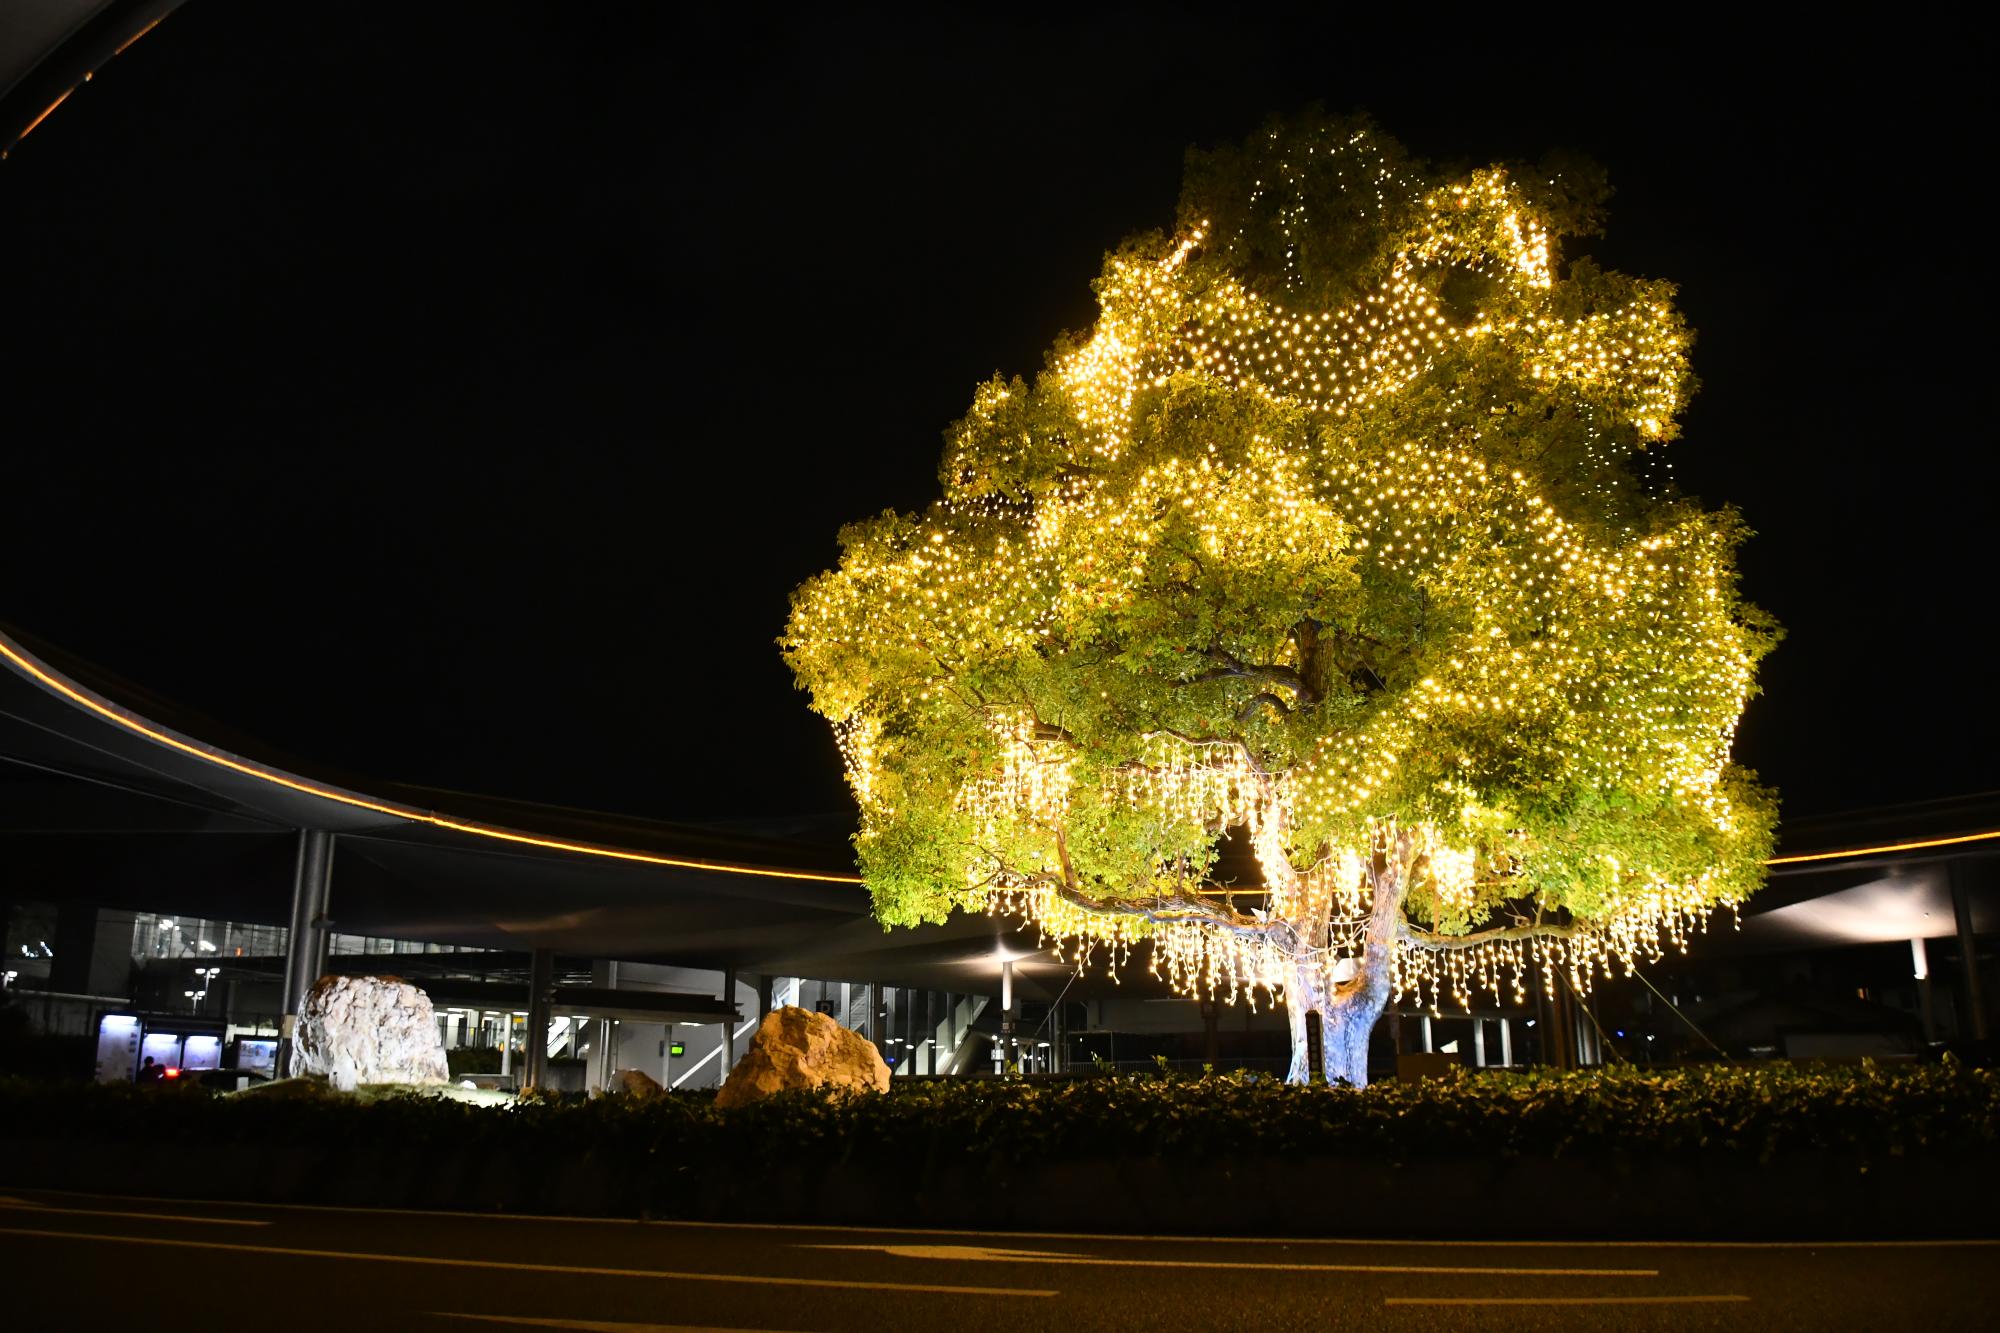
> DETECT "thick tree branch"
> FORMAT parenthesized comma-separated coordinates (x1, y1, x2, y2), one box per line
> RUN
(973, 703, 1079, 750)
(1236, 692, 1291, 725)
(1142, 728, 1274, 777)
(1186, 651, 1317, 703)
(1398, 920, 1579, 950)
(1049, 879, 1274, 938)
(991, 831, 1277, 940)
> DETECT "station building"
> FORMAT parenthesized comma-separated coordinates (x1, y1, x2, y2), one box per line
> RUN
(5, 624, 1993, 1091)
(3, 6, 1993, 1088)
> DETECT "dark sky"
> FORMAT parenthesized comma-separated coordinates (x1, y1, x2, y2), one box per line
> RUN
(2, 7, 1991, 826)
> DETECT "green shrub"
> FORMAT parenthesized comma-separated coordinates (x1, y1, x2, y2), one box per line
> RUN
(1, 1062, 1993, 1167)
(446, 1047, 503, 1077)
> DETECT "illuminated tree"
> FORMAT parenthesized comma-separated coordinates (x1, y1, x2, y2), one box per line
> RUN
(784, 113, 1777, 1086)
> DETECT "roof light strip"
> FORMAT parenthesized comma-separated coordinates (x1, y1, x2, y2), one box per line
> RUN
(1764, 829, 2000, 865)
(6, 635, 1994, 880)
(0, 637, 863, 884)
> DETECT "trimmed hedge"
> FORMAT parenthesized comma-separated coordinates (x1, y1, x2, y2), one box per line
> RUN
(6, 1064, 1996, 1236)
(4, 1061, 1995, 1167)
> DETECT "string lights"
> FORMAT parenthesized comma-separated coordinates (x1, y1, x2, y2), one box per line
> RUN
(784, 114, 1777, 1082)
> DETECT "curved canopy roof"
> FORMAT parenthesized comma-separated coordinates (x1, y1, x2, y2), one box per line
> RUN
(0, 624, 1066, 996)
(4, 618, 1997, 995)
(0, 0, 180, 159)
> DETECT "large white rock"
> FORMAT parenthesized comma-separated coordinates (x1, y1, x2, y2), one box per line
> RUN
(291, 974, 451, 1089)
(714, 1005, 890, 1109)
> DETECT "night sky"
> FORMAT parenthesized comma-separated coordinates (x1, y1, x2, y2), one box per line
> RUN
(2, 8, 1990, 830)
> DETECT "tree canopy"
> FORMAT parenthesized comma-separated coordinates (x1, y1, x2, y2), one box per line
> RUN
(783, 112, 1776, 1051)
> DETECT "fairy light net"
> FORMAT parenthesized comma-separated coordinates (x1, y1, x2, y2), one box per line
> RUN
(784, 115, 1775, 1029)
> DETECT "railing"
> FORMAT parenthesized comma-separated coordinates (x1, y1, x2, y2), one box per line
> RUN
(887, 993, 988, 1077)
(1083, 1056, 1290, 1076)
(935, 994, 988, 1075)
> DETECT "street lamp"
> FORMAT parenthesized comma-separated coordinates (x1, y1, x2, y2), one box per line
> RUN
(189, 966, 220, 1013)
(995, 946, 1019, 1070)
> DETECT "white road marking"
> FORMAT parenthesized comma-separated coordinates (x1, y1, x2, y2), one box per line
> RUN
(805, 1241, 1656, 1277)
(0, 1195, 267, 1227)
(433, 1316, 801, 1333)
(1388, 1295, 1751, 1306)
(17, 1188, 1999, 1249)
(0, 1226, 1053, 1297)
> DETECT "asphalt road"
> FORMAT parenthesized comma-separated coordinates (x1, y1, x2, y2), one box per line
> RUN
(0, 1188, 1989, 1331)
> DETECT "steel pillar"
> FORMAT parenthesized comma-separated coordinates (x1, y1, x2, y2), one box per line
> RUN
(277, 828, 335, 1076)
(1952, 867, 1988, 1040)
(720, 967, 738, 1077)
(524, 947, 554, 1092)
(1913, 937, 1937, 1044)
(1001, 959, 1016, 1069)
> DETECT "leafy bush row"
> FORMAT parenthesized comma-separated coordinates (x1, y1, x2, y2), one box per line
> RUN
(3, 1062, 1994, 1166)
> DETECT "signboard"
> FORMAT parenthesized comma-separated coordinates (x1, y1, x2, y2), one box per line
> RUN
(182, 1035, 222, 1070)
(141, 1032, 182, 1070)
(95, 1014, 140, 1084)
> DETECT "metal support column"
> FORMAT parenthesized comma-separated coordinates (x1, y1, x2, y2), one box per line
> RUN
(1912, 938, 1937, 1044)
(1952, 866, 1988, 1040)
(720, 967, 738, 1077)
(524, 947, 554, 1092)
(756, 974, 773, 1020)
(1001, 959, 1016, 1070)
(278, 828, 335, 1077)
(869, 980, 884, 1044)
(310, 912, 332, 986)
(588, 960, 619, 1093)
(1499, 1016, 1513, 1068)
(594, 1018, 614, 1091)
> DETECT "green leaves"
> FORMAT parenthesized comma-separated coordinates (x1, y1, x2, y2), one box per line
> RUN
(6, 1062, 1992, 1168)
(780, 111, 1779, 991)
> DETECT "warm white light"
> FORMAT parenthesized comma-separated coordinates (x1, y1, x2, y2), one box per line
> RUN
(783, 115, 1776, 1074)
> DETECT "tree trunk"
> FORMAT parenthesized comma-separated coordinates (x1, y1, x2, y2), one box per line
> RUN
(1285, 961, 1328, 1085)
(1280, 829, 1412, 1088)
(1284, 949, 1395, 1086)
(1321, 982, 1390, 1087)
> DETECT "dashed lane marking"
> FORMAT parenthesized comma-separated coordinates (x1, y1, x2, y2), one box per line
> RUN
(432, 1317, 804, 1332)
(805, 1241, 1656, 1277)
(1388, 1295, 1751, 1306)
(18, 1189, 2000, 1249)
(0, 1227, 1055, 1297)
(0, 1195, 268, 1227)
